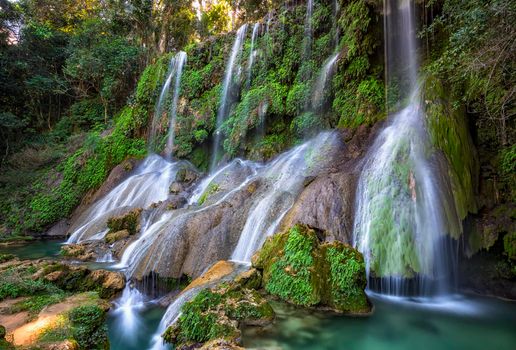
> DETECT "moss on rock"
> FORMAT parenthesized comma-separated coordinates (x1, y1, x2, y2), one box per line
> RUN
(252, 224, 370, 314)
(106, 208, 142, 235)
(163, 281, 273, 349)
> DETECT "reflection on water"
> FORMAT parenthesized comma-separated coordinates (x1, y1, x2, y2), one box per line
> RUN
(243, 295, 516, 350)
(0, 239, 62, 260)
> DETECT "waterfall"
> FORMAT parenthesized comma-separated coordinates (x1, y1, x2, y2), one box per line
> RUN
(303, 0, 313, 59)
(211, 24, 248, 171)
(311, 52, 340, 109)
(352, 0, 461, 296)
(149, 58, 176, 153)
(231, 132, 339, 262)
(67, 155, 181, 243)
(110, 285, 146, 342)
(165, 51, 187, 159)
(246, 23, 260, 90)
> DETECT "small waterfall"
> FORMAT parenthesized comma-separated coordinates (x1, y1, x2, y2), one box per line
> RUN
(352, 0, 461, 296)
(165, 51, 187, 159)
(311, 52, 340, 109)
(149, 58, 176, 153)
(333, 0, 340, 49)
(211, 24, 248, 171)
(110, 285, 146, 341)
(246, 23, 260, 90)
(148, 288, 198, 350)
(303, 0, 313, 59)
(67, 155, 181, 243)
(232, 132, 339, 262)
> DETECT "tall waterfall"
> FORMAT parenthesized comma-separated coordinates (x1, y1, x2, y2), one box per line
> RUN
(353, 0, 461, 296)
(165, 51, 187, 159)
(211, 24, 248, 171)
(303, 0, 313, 59)
(246, 23, 260, 90)
(148, 58, 176, 153)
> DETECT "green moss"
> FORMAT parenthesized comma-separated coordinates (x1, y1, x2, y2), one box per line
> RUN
(0, 253, 15, 263)
(106, 208, 142, 235)
(324, 244, 369, 313)
(163, 282, 272, 348)
(254, 224, 371, 313)
(198, 183, 220, 205)
(424, 76, 478, 228)
(504, 232, 516, 261)
(265, 225, 320, 306)
(69, 305, 109, 350)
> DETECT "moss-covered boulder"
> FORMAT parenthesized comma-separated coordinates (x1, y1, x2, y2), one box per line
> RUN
(106, 208, 142, 235)
(163, 281, 274, 349)
(104, 229, 130, 244)
(252, 224, 371, 314)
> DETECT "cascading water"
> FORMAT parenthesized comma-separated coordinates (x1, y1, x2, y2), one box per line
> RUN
(149, 58, 176, 152)
(232, 131, 339, 262)
(352, 0, 462, 296)
(165, 51, 187, 159)
(211, 24, 248, 171)
(66, 155, 182, 243)
(303, 0, 313, 59)
(246, 23, 259, 90)
(311, 52, 339, 109)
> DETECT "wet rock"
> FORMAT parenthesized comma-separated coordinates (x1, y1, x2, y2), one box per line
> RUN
(176, 167, 199, 184)
(252, 224, 371, 314)
(169, 182, 183, 194)
(281, 173, 357, 243)
(107, 208, 142, 235)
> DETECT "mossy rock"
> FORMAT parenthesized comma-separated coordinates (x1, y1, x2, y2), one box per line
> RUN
(106, 208, 142, 235)
(504, 232, 516, 261)
(0, 254, 15, 264)
(252, 224, 371, 314)
(105, 229, 130, 244)
(163, 281, 274, 349)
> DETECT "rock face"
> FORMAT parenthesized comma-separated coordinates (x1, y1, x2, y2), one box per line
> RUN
(107, 208, 143, 235)
(163, 278, 274, 350)
(252, 224, 371, 314)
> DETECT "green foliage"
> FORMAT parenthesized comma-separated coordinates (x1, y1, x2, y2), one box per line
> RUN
(69, 305, 109, 350)
(503, 232, 516, 261)
(164, 282, 273, 347)
(0, 254, 15, 263)
(265, 225, 319, 306)
(11, 293, 67, 317)
(325, 245, 369, 312)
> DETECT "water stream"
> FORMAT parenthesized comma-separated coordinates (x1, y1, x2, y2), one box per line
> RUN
(211, 24, 248, 171)
(165, 51, 187, 159)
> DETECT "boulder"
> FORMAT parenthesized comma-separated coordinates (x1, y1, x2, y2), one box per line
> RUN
(252, 224, 371, 314)
(107, 208, 142, 235)
(105, 229, 130, 244)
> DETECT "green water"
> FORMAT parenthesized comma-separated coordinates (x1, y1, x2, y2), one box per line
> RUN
(0, 239, 62, 259)
(243, 295, 516, 350)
